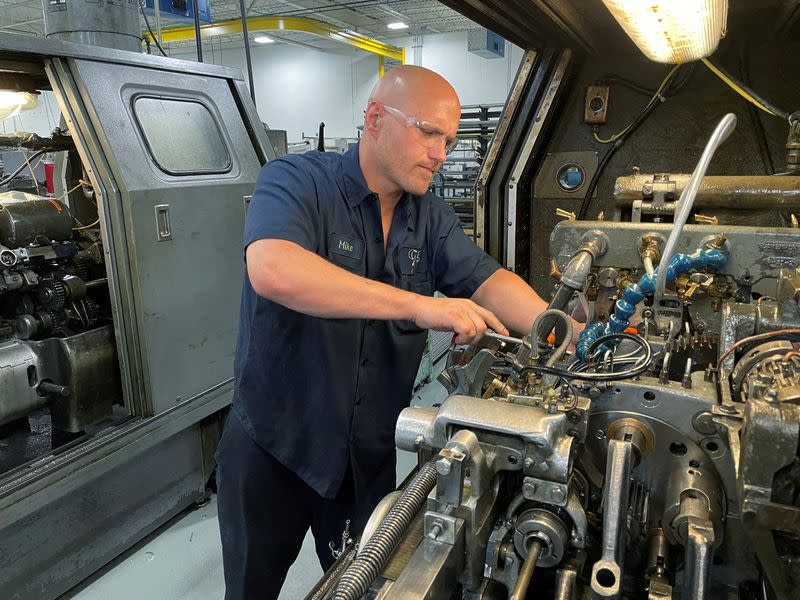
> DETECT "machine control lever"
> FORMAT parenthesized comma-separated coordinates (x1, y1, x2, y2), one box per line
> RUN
(591, 437, 635, 598)
(37, 380, 71, 397)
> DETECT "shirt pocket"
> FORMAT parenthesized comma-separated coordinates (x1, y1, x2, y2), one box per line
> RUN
(394, 273, 433, 334)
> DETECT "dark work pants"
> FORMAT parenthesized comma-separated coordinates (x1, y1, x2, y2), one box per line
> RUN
(216, 411, 396, 600)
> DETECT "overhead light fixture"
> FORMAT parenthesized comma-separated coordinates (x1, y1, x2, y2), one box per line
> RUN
(601, 0, 728, 64)
(0, 74, 40, 122)
(254, 35, 275, 44)
(387, 22, 409, 30)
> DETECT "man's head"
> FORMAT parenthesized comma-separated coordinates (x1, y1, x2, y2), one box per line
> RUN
(361, 65, 460, 197)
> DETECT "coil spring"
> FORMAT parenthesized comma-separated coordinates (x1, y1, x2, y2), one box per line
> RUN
(332, 461, 438, 600)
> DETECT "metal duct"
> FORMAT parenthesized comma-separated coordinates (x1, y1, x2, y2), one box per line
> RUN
(41, 0, 142, 53)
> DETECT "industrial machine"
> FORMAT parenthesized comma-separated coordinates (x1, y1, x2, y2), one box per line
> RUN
(309, 1, 800, 599)
(0, 5, 272, 598)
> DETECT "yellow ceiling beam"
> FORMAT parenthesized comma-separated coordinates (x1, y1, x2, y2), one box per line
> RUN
(146, 16, 405, 62)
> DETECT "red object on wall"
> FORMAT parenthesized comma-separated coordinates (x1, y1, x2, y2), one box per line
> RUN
(43, 161, 55, 195)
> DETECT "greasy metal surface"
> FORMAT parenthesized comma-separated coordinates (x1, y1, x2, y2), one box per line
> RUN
(551, 221, 800, 284)
(30, 325, 119, 433)
(0, 424, 207, 600)
(0, 194, 73, 248)
(614, 173, 800, 209)
(382, 517, 464, 599)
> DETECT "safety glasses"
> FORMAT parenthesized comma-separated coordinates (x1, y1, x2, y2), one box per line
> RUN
(380, 104, 459, 155)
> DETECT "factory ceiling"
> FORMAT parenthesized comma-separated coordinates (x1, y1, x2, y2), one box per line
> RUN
(0, 0, 479, 54)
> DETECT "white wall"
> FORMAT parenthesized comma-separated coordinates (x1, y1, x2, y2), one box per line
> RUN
(5, 30, 524, 142)
(400, 31, 525, 106)
(172, 43, 380, 141)
(171, 30, 524, 141)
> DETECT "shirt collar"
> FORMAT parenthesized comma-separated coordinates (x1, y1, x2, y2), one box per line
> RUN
(342, 142, 419, 231)
(342, 143, 375, 207)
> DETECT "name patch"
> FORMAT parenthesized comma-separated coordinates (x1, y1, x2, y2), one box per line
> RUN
(330, 233, 365, 261)
(400, 246, 426, 275)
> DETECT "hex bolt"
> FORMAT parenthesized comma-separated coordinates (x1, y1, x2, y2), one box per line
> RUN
(524, 457, 534, 469)
(550, 487, 566, 504)
(523, 481, 537, 498)
(436, 457, 452, 476)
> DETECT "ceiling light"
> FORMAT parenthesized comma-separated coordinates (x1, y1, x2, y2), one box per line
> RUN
(387, 22, 409, 30)
(601, 0, 728, 64)
(254, 35, 274, 44)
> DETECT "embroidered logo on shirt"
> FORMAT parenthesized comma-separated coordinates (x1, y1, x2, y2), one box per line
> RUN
(400, 246, 426, 275)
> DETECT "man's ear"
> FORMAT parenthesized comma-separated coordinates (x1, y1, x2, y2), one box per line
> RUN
(364, 101, 382, 133)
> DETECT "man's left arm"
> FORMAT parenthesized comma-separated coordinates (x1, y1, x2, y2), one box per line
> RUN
(471, 268, 549, 336)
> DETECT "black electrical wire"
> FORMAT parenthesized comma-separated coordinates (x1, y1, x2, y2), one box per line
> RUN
(577, 139, 620, 220)
(0, 150, 48, 187)
(518, 332, 652, 382)
(578, 93, 664, 220)
(703, 57, 791, 121)
(138, 0, 168, 57)
(578, 66, 687, 220)
(597, 63, 695, 99)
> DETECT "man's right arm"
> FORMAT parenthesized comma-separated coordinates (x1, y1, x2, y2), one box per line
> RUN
(246, 239, 508, 344)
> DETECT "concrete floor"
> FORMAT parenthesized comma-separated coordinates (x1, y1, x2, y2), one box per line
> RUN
(62, 372, 449, 600)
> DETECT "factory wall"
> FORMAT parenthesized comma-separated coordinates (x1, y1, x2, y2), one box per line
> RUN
(7, 31, 522, 143)
(168, 29, 523, 142)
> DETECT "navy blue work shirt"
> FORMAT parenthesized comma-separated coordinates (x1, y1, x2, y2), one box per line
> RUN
(233, 143, 501, 499)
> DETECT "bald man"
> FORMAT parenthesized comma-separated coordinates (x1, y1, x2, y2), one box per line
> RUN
(216, 66, 550, 599)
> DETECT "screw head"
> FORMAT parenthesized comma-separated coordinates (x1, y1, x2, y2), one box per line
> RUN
(436, 458, 452, 476)
(550, 487, 566, 503)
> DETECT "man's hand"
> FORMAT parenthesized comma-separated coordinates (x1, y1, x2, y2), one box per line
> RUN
(411, 296, 508, 345)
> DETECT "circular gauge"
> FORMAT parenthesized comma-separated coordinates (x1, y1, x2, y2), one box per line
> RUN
(556, 163, 586, 192)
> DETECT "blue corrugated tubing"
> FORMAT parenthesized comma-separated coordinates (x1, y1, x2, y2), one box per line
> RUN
(576, 248, 726, 360)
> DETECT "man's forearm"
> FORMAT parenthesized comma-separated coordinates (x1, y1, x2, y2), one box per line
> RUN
(248, 239, 418, 320)
(471, 268, 549, 335)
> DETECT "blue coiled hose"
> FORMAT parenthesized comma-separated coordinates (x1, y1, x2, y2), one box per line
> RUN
(576, 247, 726, 360)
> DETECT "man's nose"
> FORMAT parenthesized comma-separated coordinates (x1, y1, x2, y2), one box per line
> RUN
(429, 137, 447, 163)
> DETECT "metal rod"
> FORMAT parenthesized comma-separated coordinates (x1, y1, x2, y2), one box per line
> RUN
(154, 0, 162, 47)
(554, 566, 578, 600)
(591, 438, 635, 598)
(614, 174, 800, 209)
(509, 539, 543, 600)
(655, 113, 737, 298)
(683, 522, 715, 600)
(192, 0, 203, 62)
(238, 0, 256, 103)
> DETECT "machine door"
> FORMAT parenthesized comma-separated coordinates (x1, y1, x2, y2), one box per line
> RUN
(65, 59, 261, 415)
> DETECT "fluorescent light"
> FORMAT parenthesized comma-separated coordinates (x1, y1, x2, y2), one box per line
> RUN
(601, 0, 728, 64)
(253, 35, 274, 44)
(0, 90, 38, 122)
(387, 22, 408, 30)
